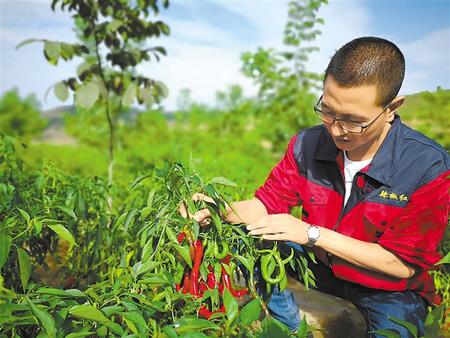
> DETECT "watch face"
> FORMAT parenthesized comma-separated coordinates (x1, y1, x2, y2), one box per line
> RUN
(309, 226, 320, 239)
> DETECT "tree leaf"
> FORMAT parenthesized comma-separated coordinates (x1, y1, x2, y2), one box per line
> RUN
(69, 305, 109, 323)
(16, 38, 40, 49)
(210, 177, 237, 187)
(75, 82, 99, 110)
(27, 298, 56, 338)
(44, 41, 61, 63)
(239, 299, 261, 326)
(47, 224, 76, 247)
(54, 82, 69, 102)
(155, 81, 169, 98)
(223, 287, 238, 325)
(0, 233, 12, 270)
(17, 248, 32, 291)
(138, 85, 154, 105)
(122, 82, 137, 106)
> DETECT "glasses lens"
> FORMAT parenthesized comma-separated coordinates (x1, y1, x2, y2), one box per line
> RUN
(315, 109, 334, 123)
(339, 121, 362, 133)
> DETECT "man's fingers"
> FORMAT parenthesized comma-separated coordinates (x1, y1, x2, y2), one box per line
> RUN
(192, 193, 215, 204)
(194, 208, 211, 223)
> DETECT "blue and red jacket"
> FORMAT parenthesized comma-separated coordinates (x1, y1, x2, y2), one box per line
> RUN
(255, 116, 449, 304)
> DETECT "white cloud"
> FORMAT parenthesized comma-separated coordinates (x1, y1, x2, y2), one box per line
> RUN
(399, 28, 450, 93)
(140, 41, 256, 110)
(306, 0, 373, 74)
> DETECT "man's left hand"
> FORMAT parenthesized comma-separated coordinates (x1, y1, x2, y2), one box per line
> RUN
(246, 214, 309, 244)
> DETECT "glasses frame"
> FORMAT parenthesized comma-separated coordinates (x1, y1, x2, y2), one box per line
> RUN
(313, 95, 391, 134)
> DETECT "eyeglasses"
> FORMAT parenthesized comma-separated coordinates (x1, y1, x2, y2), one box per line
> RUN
(313, 95, 391, 134)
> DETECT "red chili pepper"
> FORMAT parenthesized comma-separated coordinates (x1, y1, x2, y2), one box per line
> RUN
(198, 305, 213, 319)
(193, 240, 203, 271)
(198, 304, 226, 319)
(177, 232, 186, 244)
(207, 271, 216, 289)
(189, 240, 204, 297)
(175, 283, 181, 292)
(199, 281, 208, 293)
(221, 266, 249, 297)
(182, 274, 190, 294)
(220, 254, 231, 265)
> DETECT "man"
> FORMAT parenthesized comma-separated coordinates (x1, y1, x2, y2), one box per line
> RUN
(189, 37, 449, 337)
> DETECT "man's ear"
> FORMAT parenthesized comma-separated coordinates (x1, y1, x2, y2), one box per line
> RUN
(387, 96, 405, 122)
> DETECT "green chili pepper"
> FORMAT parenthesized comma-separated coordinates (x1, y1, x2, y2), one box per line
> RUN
(283, 248, 294, 264)
(213, 240, 229, 260)
(261, 252, 285, 285)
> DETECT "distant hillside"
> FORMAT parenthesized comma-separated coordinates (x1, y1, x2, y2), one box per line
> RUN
(400, 88, 450, 149)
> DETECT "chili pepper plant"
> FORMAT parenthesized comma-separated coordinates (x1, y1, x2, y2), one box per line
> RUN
(0, 136, 314, 337)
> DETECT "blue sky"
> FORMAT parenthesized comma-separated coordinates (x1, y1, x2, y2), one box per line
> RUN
(0, 0, 449, 111)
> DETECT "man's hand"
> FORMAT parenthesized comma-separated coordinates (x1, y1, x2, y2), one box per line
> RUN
(178, 193, 230, 226)
(246, 214, 309, 244)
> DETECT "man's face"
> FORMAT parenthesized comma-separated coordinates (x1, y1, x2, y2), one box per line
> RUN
(321, 76, 394, 160)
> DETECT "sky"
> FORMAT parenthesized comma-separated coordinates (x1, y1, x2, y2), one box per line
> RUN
(0, 0, 449, 111)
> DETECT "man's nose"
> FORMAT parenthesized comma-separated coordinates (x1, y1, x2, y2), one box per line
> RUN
(330, 122, 347, 136)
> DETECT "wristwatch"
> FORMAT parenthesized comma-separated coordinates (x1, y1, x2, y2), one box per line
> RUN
(306, 225, 320, 247)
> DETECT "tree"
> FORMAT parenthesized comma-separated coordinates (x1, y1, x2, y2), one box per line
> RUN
(17, 0, 170, 213)
(241, 0, 327, 151)
(0, 89, 47, 141)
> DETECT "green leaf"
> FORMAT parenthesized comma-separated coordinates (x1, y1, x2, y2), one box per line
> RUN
(138, 85, 154, 105)
(0, 234, 12, 270)
(16, 38, 40, 49)
(27, 298, 56, 338)
(166, 226, 178, 244)
(44, 40, 61, 64)
(223, 288, 238, 325)
(54, 82, 69, 102)
(47, 224, 76, 247)
(75, 82, 99, 110)
(296, 315, 310, 338)
(120, 311, 148, 330)
(210, 177, 237, 187)
(69, 305, 109, 323)
(106, 320, 125, 335)
(235, 254, 254, 271)
(17, 248, 31, 290)
(122, 82, 137, 106)
(388, 316, 418, 337)
(173, 318, 220, 334)
(138, 274, 171, 286)
(435, 251, 450, 265)
(259, 317, 292, 338)
(108, 20, 122, 31)
(17, 207, 30, 223)
(155, 81, 169, 98)
(370, 329, 401, 338)
(59, 43, 75, 60)
(66, 333, 95, 338)
(424, 304, 444, 337)
(239, 299, 261, 326)
(173, 244, 192, 268)
(36, 288, 86, 298)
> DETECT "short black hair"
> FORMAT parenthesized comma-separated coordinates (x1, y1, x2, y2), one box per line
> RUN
(324, 37, 405, 107)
